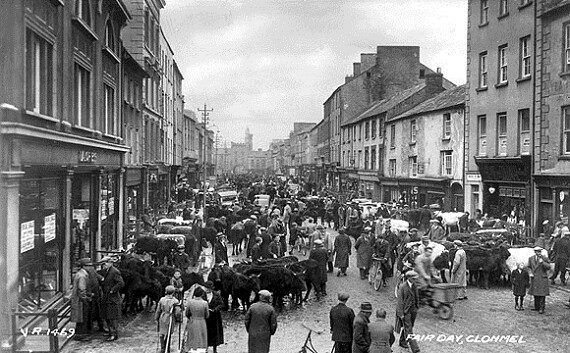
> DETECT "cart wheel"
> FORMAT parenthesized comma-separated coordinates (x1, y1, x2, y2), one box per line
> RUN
(438, 304, 453, 320)
(374, 267, 383, 291)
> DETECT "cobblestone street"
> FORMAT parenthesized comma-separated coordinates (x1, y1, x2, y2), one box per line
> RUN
(63, 233, 570, 353)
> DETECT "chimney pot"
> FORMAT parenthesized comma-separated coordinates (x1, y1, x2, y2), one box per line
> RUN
(437, 67, 442, 74)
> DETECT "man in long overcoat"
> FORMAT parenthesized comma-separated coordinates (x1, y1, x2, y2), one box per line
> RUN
(245, 290, 277, 353)
(396, 271, 420, 352)
(71, 258, 93, 340)
(528, 247, 550, 314)
(451, 240, 467, 300)
(100, 256, 124, 341)
(309, 239, 329, 299)
(329, 293, 355, 353)
(333, 228, 351, 276)
(352, 302, 372, 353)
(355, 228, 373, 280)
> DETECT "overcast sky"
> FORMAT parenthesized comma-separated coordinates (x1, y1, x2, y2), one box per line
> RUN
(161, 0, 467, 150)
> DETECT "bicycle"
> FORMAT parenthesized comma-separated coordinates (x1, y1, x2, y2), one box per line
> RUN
(299, 322, 325, 353)
(368, 256, 388, 291)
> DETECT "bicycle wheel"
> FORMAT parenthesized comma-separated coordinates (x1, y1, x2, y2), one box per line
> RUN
(374, 266, 383, 291)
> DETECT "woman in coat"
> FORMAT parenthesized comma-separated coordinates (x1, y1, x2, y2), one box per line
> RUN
(205, 281, 224, 353)
(451, 240, 467, 300)
(355, 229, 373, 280)
(183, 287, 209, 352)
(333, 228, 351, 276)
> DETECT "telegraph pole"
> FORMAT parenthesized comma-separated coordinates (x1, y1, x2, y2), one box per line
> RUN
(198, 103, 213, 214)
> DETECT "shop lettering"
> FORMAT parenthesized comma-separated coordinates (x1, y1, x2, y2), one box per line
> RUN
(79, 151, 97, 163)
(20, 327, 75, 338)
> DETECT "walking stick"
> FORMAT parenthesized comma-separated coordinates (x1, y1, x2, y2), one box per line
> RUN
(165, 305, 175, 353)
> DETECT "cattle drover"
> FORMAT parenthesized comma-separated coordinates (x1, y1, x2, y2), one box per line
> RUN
(245, 290, 278, 353)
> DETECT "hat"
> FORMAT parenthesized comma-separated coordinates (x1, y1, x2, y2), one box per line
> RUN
(165, 285, 176, 294)
(364, 226, 372, 232)
(338, 293, 350, 301)
(194, 287, 205, 298)
(405, 270, 419, 278)
(76, 258, 92, 266)
(453, 240, 463, 246)
(533, 246, 543, 251)
(178, 245, 185, 249)
(360, 302, 373, 313)
(313, 239, 323, 246)
(430, 219, 440, 223)
(101, 256, 117, 263)
(258, 290, 272, 299)
(316, 224, 324, 230)
(542, 220, 549, 225)
(409, 228, 418, 232)
(250, 215, 257, 220)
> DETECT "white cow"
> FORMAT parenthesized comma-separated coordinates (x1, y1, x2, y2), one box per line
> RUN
(434, 211, 468, 233)
(506, 247, 550, 272)
(405, 241, 446, 260)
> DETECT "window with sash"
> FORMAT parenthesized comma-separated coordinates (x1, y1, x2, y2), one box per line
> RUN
(74, 63, 91, 128)
(443, 113, 451, 139)
(479, 52, 488, 88)
(480, 0, 489, 25)
(563, 106, 570, 155)
(441, 151, 453, 175)
(497, 113, 508, 156)
(498, 45, 508, 83)
(520, 36, 531, 78)
(25, 29, 54, 116)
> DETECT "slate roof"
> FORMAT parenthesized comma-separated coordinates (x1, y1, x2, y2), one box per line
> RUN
(341, 83, 426, 127)
(389, 85, 466, 122)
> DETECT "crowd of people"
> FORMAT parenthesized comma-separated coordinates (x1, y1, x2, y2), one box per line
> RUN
(67, 174, 570, 353)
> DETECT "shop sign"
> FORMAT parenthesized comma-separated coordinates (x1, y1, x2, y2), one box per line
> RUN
(78, 151, 97, 163)
(44, 214, 56, 242)
(20, 220, 35, 253)
(108, 197, 115, 216)
(101, 200, 107, 220)
(413, 186, 419, 195)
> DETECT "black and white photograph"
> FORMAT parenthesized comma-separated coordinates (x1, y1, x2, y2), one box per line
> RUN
(1, 0, 570, 352)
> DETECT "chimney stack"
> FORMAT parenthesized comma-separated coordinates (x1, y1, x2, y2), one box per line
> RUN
(425, 70, 443, 93)
(353, 63, 361, 76)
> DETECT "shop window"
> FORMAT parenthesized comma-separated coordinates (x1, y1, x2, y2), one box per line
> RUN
(19, 178, 62, 309)
(101, 173, 119, 251)
(25, 29, 54, 117)
(71, 174, 94, 267)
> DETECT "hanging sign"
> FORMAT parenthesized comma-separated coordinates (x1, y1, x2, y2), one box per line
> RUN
(108, 197, 115, 216)
(44, 214, 56, 242)
(20, 220, 35, 253)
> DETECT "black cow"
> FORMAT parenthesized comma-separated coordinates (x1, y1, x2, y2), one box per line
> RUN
(465, 245, 511, 289)
(288, 259, 320, 303)
(231, 272, 261, 311)
(208, 264, 235, 310)
(243, 266, 304, 310)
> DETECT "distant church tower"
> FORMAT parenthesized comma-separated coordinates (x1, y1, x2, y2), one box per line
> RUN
(245, 127, 253, 151)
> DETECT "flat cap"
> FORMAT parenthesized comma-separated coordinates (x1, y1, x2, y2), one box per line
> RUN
(360, 302, 373, 313)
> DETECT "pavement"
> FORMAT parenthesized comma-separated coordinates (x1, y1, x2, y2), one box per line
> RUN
(61, 228, 570, 353)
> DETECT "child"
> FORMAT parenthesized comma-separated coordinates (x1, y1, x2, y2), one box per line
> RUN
(511, 262, 530, 310)
(170, 269, 184, 301)
(155, 285, 181, 353)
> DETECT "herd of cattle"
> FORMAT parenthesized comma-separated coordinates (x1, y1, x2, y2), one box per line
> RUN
(112, 227, 548, 316)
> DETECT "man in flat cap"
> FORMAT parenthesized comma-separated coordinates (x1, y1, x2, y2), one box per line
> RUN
(310, 239, 329, 299)
(330, 293, 355, 353)
(528, 246, 550, 314)
(353, 302, 373, 353)
(245, 290, 277, 353)
(396, 271, 420, 352)
(99, 256, 124, 341)
(451, 240, 468, 300)
(70, 258, 94, 340)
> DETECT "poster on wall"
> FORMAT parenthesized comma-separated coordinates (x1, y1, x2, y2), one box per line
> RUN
(44, 214, 56, 242)
(20, 220, 35, 253)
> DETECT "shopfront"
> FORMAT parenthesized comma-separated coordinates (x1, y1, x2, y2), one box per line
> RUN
(476, 156, 531, 225)
(125, 167, 143, 240)
(534, 176, 570, 227)
(0, 128, 127, 344)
